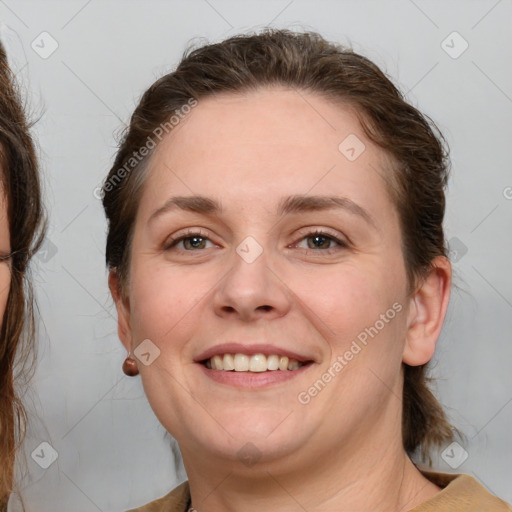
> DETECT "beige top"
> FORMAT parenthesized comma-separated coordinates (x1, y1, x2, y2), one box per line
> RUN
(126, 470, 512, 511)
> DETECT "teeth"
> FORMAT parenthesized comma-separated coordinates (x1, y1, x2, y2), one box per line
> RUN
(223, 354, 235, 371)
(288, 360, 300, 370)
(234, 353, 249, 371)
(205, 353, 304, 372)
(267, 354, 279, 371)
(249, 354, 267, 372)
(212, 355, 223, 370)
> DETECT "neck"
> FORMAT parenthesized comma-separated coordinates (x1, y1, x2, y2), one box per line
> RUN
(182, 433, 440, 512)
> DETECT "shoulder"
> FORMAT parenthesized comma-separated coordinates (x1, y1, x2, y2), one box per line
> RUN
(414, 470, 511, 511)
(125, 481, 190, 512)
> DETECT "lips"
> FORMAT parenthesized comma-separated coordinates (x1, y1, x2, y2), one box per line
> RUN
(194, 343, 316, 387)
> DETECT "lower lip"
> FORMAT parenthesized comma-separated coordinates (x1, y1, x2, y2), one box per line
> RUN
(197, 363, 313, 388)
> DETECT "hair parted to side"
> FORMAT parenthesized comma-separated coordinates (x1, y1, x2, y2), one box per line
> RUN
(102, 28, 457, 464)
(0, 42, 45, 507)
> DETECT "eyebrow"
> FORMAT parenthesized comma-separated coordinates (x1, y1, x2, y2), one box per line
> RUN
(149, 194, 377, 228)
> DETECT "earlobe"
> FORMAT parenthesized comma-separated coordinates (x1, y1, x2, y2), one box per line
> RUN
(403, 256, 452, 366)
(108, 270, 132, 353)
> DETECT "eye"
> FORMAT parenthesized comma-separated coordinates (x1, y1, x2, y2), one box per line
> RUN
(293, 229, 348, 255)
(163, 228, 348, 254)
(0, 252, 12, 263)
(164, 229, 215, 251)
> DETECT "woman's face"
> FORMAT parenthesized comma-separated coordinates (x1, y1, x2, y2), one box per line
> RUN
(115, 88, 422, 468)
(0, 183, 11, 325)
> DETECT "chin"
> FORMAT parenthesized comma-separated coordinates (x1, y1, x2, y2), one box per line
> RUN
(177, 411, 306, 463)
(197, 432, 303, 469)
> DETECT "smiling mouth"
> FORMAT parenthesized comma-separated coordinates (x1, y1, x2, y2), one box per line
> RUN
(201, 353, 311, 372)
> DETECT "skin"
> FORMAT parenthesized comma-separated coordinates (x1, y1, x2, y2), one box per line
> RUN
(110, 88, 452, 512)
(0, 185, 11, 324)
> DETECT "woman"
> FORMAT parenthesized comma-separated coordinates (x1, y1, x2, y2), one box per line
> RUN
(0, 40, 45, 509)
(103, 29, 511, 511)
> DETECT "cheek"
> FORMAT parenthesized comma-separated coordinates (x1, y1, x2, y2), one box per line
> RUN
(128, 257, 211, 343)
(296, 259, 407, 375)
(294, 262, 399, 331)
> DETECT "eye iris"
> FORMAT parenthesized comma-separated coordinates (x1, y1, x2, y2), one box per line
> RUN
(308, 234, 330, 249)
(184, 236, 206, 249)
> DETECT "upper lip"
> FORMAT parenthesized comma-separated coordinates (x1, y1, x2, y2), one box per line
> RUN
(194, 343, 315, 364)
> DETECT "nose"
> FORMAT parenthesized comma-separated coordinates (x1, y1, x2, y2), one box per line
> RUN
(212, 238, 292, 322)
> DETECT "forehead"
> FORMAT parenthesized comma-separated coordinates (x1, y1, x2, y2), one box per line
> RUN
(159, 87, 366, 161)
(140, 87, 395, 220)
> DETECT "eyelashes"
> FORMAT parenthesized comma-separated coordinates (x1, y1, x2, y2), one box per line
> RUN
(293, 229, 348, 253)
(0, 252, 12, 263)
(165, 230, 213, 252)
(164, 228, 348, 256)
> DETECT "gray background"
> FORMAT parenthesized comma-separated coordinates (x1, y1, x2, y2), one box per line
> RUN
(0, 0, 511, 510)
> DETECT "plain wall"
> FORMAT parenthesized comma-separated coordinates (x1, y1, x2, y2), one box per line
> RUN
(0, 0, 511, 510)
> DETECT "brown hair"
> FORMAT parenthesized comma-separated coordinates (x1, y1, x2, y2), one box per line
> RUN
(0, 42, 45, 506)
(103, 28, 456, 463)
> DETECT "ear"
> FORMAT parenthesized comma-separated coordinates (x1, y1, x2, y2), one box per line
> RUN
(403, 256, 452, 366)
(108, 270, 133, 353)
